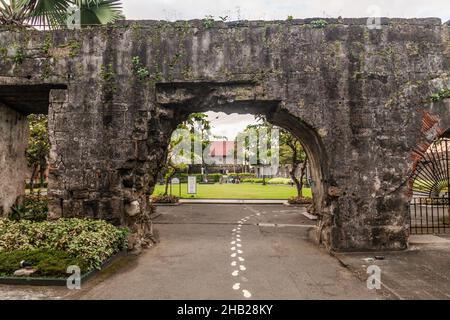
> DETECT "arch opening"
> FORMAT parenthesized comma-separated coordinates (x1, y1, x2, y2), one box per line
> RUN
(152, 82, 330, 229)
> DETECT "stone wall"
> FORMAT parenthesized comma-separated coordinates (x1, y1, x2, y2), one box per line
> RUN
(0, 18, 449, 251)
(0, 103, 28, 216)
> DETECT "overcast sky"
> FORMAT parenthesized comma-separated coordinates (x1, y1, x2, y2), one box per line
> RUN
(121, 0, 450, 139)
(122, 0, 450, 22)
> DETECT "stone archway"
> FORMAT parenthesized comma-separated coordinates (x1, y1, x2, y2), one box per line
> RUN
(152, 81, 332, 245)
(0, 18, 448, 252)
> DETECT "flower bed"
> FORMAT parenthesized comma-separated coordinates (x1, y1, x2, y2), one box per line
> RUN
(151, 194, 180, 204)
(0, 218, 128, 278)
(287, 196, 313, 205)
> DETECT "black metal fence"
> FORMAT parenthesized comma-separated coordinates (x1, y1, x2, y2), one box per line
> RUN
(410, 197, 450, 234)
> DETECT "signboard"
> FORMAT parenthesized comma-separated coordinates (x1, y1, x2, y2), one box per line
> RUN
(187, 176, 197, 194)
(171, 178, 180, 184)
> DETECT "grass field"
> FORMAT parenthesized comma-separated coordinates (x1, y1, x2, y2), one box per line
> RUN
(152, 183, 312, 199)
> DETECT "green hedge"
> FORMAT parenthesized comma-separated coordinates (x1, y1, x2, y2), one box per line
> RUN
(267, 178, 293, 185)
(0, 218, 128, 272)
(0, 249, 88, 277)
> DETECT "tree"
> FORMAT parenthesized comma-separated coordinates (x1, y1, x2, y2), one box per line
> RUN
(0, 0, 123, 28)
(26, 114, 50, 195)
(162, 113, 211, 194)
(242, 122, 276, 185)
(279, 129, 308, 201)
(179, 112, 211, 180)
(161, 134, 187, 196)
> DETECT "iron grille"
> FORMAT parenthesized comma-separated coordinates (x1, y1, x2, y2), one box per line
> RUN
(409, 138, 450, 234)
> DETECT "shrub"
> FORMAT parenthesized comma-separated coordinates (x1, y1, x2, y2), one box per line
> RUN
(0, 219, 128, 271)
(288, 197, 313, 205)
(242, 178, 264, 184)
(9, 195, 48, 222)
(228, 173, 256, 179)
(0, 249, 88, 277)
(151, 194, 179, 203)
(267, 178, 293, 185)
(311, 19, 328, 29)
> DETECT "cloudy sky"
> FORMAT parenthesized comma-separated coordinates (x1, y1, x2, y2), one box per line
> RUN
(121, 0, 450, 139)
(122, 0, 450, 22)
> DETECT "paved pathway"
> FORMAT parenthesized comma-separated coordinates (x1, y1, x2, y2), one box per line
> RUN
(0, 204, 382, 300)
(75, 204, 380, 300)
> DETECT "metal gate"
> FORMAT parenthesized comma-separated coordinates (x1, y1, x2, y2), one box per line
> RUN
(410, 138, 450, 234)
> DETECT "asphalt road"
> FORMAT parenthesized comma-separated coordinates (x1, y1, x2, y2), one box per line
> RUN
(0, 204, 382, 300)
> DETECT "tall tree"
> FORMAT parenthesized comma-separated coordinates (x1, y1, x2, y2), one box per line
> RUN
(180, 112, 211, 179)
(279, 129, 308, 201)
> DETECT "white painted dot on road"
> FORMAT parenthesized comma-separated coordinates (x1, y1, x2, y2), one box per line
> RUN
(242, 290, 252, 298)
(256, 213, 260, 216)
(231, 247, 236, 251)
(240, 265, 247, 271)
(231, 261, 237, 266)
(232, 229, 236, 232)
(237, 250, 243, 254)
(231, 241, 236, 244)
(238, 257, 245, 262)
(236, 239, 241, 242)
(236, 235, 240, 238)
(233, 283, 240, 290)
(237, 244, 242, 248)
(232, 270, 239, 277)
(231, 253, 237, 257)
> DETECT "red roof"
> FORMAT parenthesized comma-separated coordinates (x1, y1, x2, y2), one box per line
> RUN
(208, 141, 235, 157)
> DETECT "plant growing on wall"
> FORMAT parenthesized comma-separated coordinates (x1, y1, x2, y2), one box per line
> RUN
(430, 88, 450, 102)
(311, 19, 328, 29)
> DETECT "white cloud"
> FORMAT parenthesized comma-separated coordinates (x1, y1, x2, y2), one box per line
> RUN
(123, 0, 450, 22)
(205, 112, 258, 141)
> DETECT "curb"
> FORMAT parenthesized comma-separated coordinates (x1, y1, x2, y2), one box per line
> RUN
(0, 251, 127, 287)
(331, 252, 403, 300)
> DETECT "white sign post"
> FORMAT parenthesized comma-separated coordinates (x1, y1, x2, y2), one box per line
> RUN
(187, 176, 197, 195)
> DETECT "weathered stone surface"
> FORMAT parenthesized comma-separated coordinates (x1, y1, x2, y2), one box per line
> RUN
(0, 103, 28, 215)
(0, 18, 449, 252)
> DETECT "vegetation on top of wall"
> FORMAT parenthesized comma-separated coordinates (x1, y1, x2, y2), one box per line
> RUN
(311, 19, 328, 29)
(287, 15, 294, 22)
(202, 15, 215, 29)
(430, 88, 450, 102)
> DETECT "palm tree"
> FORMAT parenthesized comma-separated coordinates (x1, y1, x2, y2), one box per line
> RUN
(0, 0, 123, 28)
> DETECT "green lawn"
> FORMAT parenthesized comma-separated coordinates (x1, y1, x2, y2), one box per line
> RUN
(152, 183, 312, 199)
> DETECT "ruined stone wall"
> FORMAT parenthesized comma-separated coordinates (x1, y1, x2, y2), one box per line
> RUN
(0, 18, 449, 251)
(0, 103, 28, 216)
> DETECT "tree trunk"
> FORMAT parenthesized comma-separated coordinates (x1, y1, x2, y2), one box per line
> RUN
(29, 165, 37, 195)
(164, 175, 170, 196)
(290, 162, 301, 200)
(38, 165, 45, 198)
